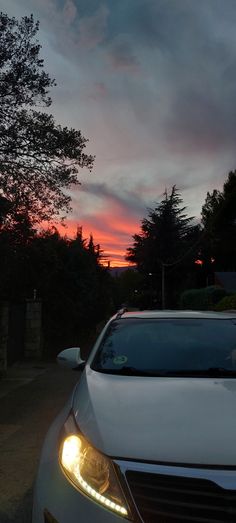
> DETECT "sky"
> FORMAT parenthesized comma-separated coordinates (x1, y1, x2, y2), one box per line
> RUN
(2, 0, 236, 265)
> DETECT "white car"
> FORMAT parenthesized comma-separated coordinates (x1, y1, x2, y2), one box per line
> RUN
(32, 310, 236, 523)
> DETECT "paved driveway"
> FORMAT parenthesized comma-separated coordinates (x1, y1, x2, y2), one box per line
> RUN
(0, 362, 79, 523)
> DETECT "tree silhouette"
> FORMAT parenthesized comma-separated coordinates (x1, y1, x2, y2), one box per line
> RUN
(201, 171, 236, 271)
(0, 13, 94, 225)
(127, 186, 199, 307)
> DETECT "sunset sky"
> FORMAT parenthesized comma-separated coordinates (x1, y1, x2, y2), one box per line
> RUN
(3, 0, 236, 265)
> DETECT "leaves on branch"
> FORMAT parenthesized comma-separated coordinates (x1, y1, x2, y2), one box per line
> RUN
(126, 186, 198, 272)
(0, 13, 94, 225)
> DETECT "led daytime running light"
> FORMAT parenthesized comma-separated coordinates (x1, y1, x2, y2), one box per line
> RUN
(61, 434, 128, 517)
(77, 472, 128, 515)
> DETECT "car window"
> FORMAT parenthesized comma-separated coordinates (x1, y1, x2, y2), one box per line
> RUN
(91, 318, 236, 375)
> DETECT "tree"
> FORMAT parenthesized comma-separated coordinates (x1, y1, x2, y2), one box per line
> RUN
(127, 186, 199, 307)
(127, 186, 197, 268)
(201, 189, 223, 230)
(0, 194, 11, 227)
(201, 171, 236, 270)
(0, 223, 113, 354)
(0, 13, 94, 225)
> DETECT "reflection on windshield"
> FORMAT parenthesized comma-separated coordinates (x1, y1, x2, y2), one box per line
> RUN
(91, 318, 236, 376)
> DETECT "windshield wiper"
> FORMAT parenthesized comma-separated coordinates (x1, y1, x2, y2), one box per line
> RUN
(97, 366, 164, 376)
(118, 366, 164, 376)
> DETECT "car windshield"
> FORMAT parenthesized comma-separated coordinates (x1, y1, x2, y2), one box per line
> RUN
(91, 318, 236, 376)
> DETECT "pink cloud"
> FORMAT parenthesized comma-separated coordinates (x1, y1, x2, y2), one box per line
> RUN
(54, 202, 140, 267)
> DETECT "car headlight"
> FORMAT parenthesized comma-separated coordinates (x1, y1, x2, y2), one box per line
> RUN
(59, 413, 131, 519)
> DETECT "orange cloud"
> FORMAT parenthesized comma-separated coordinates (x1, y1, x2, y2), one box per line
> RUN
(54, 207, 139, 267)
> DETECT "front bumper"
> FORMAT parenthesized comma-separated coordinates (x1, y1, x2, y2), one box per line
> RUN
(32, 401, 236, 523)
(33, 451, 132, 523)
(33, 449, 236, 523)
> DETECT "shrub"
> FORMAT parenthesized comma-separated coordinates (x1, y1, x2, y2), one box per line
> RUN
(205, 286, 228, 304)
(180, 289, 207, 310)
(214, 294, 236, 311)
(180, 286, 227, 310)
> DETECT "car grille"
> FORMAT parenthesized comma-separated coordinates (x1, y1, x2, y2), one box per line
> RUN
(125, 471, 236, 522)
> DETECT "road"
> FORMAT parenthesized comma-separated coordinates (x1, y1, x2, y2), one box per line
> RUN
(0, 362, 79, 523)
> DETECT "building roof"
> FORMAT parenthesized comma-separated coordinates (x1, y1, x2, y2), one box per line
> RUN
(215, 272, 236, 293)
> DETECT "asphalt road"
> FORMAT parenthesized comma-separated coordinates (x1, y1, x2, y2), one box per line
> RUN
(0, 362, 79, 523)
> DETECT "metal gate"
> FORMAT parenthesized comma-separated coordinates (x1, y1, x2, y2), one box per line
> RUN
(7, 302, 26, 366)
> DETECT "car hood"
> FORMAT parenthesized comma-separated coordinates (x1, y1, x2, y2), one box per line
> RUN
(73, 367, 236, 466)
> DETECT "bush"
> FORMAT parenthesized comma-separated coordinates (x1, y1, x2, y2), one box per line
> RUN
(180, 289, 207, 310)
(204, 285, 228, 304)
(214, 294, 236, 311)
(180, 286, 227, 310)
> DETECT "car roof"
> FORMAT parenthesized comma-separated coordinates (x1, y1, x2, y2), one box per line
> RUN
(114, 309, 236, 320)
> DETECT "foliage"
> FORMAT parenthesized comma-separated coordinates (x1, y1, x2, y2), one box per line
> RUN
(214, 294, 236, 311)
(200, 171, 236, 271)
(127, 186, 197, 269)
(0, 13, 94, 225)
(112, 269, 144, 308)
(180, 286, 227, 311)
(126, 172, 236, 309)
(180, 289, 207, 310)
(126, 186, 200, 307)
(0, 225, 113, 356)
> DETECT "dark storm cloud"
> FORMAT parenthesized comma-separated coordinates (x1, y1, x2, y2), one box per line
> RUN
(14, 0, 236, 161)
(165, 88, 236, 154)
(108, 39, 139, 72)
(115, 0, 236, 153)
(90, 0, 236, 154)
(5, 0, 236, 264)
(78, 182, 147, 215)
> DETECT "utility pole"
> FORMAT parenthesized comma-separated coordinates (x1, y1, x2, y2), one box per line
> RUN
(161, 263, 165, 309)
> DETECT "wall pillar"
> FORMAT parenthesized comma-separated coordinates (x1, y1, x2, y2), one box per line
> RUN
(24, 300, 42, 359)
(0, 303, 9, 375)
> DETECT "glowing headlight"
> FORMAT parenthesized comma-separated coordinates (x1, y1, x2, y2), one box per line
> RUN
(60, 415, 130, 518)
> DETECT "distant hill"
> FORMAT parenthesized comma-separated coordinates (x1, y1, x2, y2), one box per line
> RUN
(109, 266, 136, 277)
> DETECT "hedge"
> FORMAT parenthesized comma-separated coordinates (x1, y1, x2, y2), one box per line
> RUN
(180, 286, 227, 310)
(214, 293, 236, 311)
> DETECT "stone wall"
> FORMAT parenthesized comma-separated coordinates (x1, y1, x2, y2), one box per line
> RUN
(0, 303, 9, 374)
(24, 300, 42, 360)
(0, 301, 43, 372)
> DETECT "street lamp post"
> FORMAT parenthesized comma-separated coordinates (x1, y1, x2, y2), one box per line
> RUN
(148, 266, 165, 309)
(161, 263, 165, 310)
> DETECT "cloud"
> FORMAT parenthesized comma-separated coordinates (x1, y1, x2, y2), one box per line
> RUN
(88, 82, 109, 100)
(57, 207, 140, 266)
(164, 91, 226, 154)
(108, 38, 140, 72)
(62, 0, 77, 25)
(78, 4, 109, 49)
(63, 181, 147, 264)
(78, 182, 147, 216)
(5, 0, 236, 265)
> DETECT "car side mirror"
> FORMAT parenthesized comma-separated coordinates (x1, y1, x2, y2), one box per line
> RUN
(57, 347, 85, 370)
